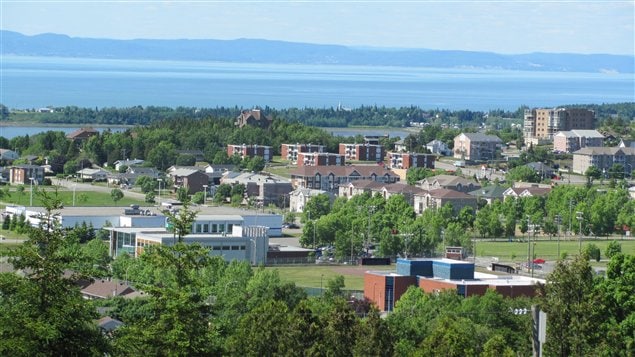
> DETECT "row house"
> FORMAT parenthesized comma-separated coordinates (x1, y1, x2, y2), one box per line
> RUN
(417, 174, 481, 193)
(281, 143, 325, 164)
(9, 165, 45, 185)
(297, 152, 345, 167)
(290, 165, 400, 192)
(414, 189, 477, 215)
(553, 130, 604, 153)
(339, 180, 425, 206)
(453, 133, 502, 162)
(502, 186, 552, 200)
(387, 151, 436, 169)
(339, 143, 385, 162)
(227, 144, 273, 162)
(572, 147, 635, 175)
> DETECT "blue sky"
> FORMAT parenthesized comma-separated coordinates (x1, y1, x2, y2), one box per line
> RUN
(1, 1, 633, 55)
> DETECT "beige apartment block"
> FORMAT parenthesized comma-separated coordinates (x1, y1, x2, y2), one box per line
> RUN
(553, 130, 604, 153)
(524, 108, 595, 146)
(572, 147, 635, 175)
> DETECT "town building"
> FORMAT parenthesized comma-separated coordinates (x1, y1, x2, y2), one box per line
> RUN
(387, 151, 436, 170)
(0, 149, 19, 162)
(235, 108, 272, 129)
(417, 174, 481, 193)
(364, 258, 543, 311)
(289, 165, 400, 192)
(297, 152, 345, 167)
(288, 187, 332, 213)
(339, 143, 386, 162)
(338, 180, 425, 206)
(553, 130, 604, 153)
(9, 164, 45, 185)
(426, 139, 452, 156)
(281, 143, 325, 164)
(168, 167, 209, 194)
(571, 147, 635, 175)
(66, 127, 99, 142)
(413, 189, 477, 215)
(502, 186, 552, 200)
(468, 185, 507, 205)
(113, 159, 145, 171)
(77, 168, 109, 182)
(227, 144, 273, 162)
(453, 133, 502, 162)
(220, 171, 293, 207)
(523, 108, 595, 145)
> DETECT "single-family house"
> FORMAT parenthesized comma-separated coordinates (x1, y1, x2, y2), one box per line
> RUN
(77, 168, 109, 182)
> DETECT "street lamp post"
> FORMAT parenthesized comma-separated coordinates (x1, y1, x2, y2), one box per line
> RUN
(72, 184, 77, 207)
(569, 199, 576, 236)
(555, 214, 562, 259)
(527, 215, 531, 274)
(29, 177, 35, 206)
(576, 211, 584, 253)
(157, 178, 163, 204)
(202, 184, 208, 205)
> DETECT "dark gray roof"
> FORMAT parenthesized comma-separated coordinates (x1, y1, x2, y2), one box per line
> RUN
(461, 133, 503, 142)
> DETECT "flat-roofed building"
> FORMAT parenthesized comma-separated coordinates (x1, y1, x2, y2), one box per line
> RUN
(227, 144, 273, 162)
(281, 143, 325, 164)
(339, 143, 385, 162)
(572, 146, 635, 175)
(387, 151, 436, 169)
(297, 152, 345, 167)
(553, 129, 604, 153)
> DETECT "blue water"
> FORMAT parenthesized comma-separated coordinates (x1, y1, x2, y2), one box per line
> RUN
(0, 126, 127, 140)
(1, 55, 633, 111)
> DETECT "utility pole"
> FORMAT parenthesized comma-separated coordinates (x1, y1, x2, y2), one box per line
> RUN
(555, 214, 561, 259)
(576, 211, 584, 254)
(568, 199, 575, 236)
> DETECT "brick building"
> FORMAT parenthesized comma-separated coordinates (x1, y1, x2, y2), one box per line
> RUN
(387, 152, 436, 169)
(227, 144, 273, 162)
(339, 143, 386, 162)
(280, 143, 325, 164)
(297, 152, 345, 167)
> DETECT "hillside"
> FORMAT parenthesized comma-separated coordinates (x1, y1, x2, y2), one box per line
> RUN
(2, 30, 633, 73)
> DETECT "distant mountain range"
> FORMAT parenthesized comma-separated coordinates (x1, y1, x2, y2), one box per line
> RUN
(2, 30, 633, 73)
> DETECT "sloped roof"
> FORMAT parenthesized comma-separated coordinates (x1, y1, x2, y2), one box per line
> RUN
(459, 133, 503, 142)
(571, 129, 604, 138)
(468, 185, 507, 198)
(66, 127, 98, 139)
(81, 279, 135, 299)
(573, 147, 635, 155)
(428, 188, 473, 199)
(291, 165, 399, 179)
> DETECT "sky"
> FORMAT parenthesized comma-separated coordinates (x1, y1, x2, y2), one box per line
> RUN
(1, 1, 633, 55)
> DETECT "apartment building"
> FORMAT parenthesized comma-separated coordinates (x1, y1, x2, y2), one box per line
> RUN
(290, 165, 399, 192)
(227, 144, 273, 162)
(572, 147, 635, 175)
(387, 152, 436, 169)
(280, 143, 325, 164)
(339, 143, 386, 162)
(523, 108, 595, 145)
(297, 152, 345, 167)
(553, 130, 604, 153)
(453, 133, 502, 162)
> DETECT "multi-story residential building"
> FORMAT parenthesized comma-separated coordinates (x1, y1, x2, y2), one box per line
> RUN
(290, 165, 399, 192)
(297, 152, 345, 167)
(413, 189, 477, 215)
(288, 188, 332, 213)
(280, 143, 325, 164)
(553, 130, 604, 153)
(418, 174, 481, 193)
(523, 108, 595, 145)
(227, 144, 273, 162)
(453, 133, 502, 162)
(168, 168, 209, 194)
(338, 180, 425, 206)
(9, 164, 45, 185)
(339, 143, 385, 162)
(387, 151, 436, 169)
(572, 147, 635, 175)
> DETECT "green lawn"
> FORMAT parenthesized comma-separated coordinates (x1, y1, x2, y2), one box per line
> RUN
(2, 187, 145, 207)
(476, 238, 635, 262)
(271, 264, 395, 290)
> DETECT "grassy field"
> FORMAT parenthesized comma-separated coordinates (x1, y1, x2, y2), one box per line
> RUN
(271, 264, 395, 290)
(476, 238, 635, 262)
(2, 186, 145, 207)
